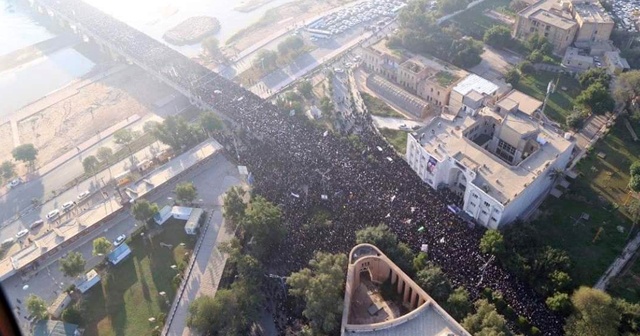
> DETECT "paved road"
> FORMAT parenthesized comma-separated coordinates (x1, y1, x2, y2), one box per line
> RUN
(372, 116, 424, 130)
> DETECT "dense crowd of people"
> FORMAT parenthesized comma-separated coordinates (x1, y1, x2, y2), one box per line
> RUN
(39, 0, 563, 334)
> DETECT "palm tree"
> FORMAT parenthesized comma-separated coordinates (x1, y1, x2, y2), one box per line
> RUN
(548, 168, 566, 185)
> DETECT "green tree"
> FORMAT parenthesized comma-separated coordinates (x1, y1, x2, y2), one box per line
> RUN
(564, 287, 621, 336)
(416, 263, 452, 302)
(613, 298, 640, 335)
(199, 112, 223, 137)
(438, 0, 469, 14)
(145, 116, 204, 152)
(187, 280, 262, 335)
(614, 70, 640, 104)
(298, 80, 314, 99)
(356, 224, 414, 273)
(504, 68, 520, 86)
(575, 83, 615, 115)
(0, 160, 15, 180)
(480, 229, 505, 256)
(445, 287, 473, 321)
(566, 111, 587, 129)
(630, 174, 640, 193)
(175, 182, 197, 204)
(518, 60, 535, 75)
(202, 36, 222, 59)
(483, 26, 512, 48)
(242, 196, 286, 260)
(92, 237, 112, 256)
(287, 252, 348, 334)
(413, 252, 428, 271)
(462, 299, 509, 336)
(254, 49, 278, 71)
(12, 143, 38, 166)
(26, 294, 48, 321)
(546, 292, 572, 315)
(61, 306, 83, 324)
(578, 68, 611, 89)
(96, 147, 113, 163)
(277, 36, 305, 57)
(528, 49, 544, 63)
(223, 186, 247, 230)
(131, 199, 159, 225)
(59, 251, 86, 278)
(631, 161, 640, 177)
(548, 270, 572, 293)
(113, 128, 138, 152)
(82, 155, 100, 175)
(319, 96, 333, 115)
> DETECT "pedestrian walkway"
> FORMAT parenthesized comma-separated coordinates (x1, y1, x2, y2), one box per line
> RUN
(594, 232, 640, 290)
(164, 210, 234, 336)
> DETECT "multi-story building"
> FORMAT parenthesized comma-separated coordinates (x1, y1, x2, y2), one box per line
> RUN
(406, 89, 574, 228)
(514, 0, 578, 54)
(514, 0, 614, 55)
(448, 74, 500, 117)
(603, 50, 631, 75)
(361, 42, 468, 110)
(341, 244, 470, 336)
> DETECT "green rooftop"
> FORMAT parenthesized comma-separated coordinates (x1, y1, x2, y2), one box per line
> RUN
(434, 71, 459, 87)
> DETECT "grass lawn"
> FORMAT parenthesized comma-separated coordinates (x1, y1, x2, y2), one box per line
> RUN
(361, 92, 404, 118)
(380, 128, 408, 154)
(449, 0, 513, 40)
(82, 220, 196, 336)
(532, 122, 639, 286)
(608, 256, 640, 303)
(514, 71, 581, 125)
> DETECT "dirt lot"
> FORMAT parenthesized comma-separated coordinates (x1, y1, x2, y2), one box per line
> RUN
(0, 123, 13, 163)
(225, 0, 354, 56)
(16, 67, 174, 166)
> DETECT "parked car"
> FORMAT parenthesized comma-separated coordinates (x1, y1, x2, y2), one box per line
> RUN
(15, 229, 29, 239)
(46, 209, 60, 221)
(1, 238, 15, 247)
(334, 68, 345, 73)
(77, 191, 90, 200)
(29, 219, 44, 230)
(62, 201, 76, 212)
(113, 234, 126, 247)
(7, 178, 21, 189)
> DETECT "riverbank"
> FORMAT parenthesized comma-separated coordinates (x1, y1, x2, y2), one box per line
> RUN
(224, 0, 355, 57)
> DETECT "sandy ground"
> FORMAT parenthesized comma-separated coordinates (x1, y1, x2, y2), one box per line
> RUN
(16, 67, 174, 167)
(225, 0, 353, 55)
(0, 123, 14, 163)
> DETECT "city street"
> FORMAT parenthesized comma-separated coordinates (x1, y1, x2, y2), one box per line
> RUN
(2, 154, 241, 332)
(372, 116, 425, 130)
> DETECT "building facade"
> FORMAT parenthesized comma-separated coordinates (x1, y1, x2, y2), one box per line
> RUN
(405, 90, 574, 228)
(514, 0, 578, 54)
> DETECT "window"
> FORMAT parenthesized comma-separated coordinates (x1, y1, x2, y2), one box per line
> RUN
(483, 201, 490, 207)
(496, 139, 516, 163)
(470, 202, 477, 207)
(491, 217, 498, 222)
(481, 210, 488, 215)
(473, 193, 479, 199)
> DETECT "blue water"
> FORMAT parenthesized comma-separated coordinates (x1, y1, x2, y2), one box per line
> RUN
(0, 0, 54, 56)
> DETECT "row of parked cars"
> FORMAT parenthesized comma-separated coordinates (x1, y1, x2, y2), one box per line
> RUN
(308, 0, 404, 37)
(2, 190, 92, 246)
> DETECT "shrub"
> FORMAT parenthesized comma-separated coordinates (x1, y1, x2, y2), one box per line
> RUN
(518, 61, 535, 74)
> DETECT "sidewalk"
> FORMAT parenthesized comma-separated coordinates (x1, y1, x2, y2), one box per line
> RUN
(594, 232, 640, 290)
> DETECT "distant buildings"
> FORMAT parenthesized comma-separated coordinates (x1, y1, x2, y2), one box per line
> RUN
(406, 87, 574, 228)
(514, 0, 614, 55)
(341, 244, 470, 336)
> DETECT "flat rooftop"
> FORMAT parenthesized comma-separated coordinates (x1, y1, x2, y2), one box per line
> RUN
(415, 107, 572, 204)
(520, 0, 577, 30)
(573, 2, 613, 23)
(497, 90, 543, 117)
(453, 74, 499, 96)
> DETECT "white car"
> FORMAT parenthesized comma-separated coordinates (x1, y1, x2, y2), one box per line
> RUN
(334, 68, 345, 73)
(77, 191, 90, 200)
(46, 209, 60, 221)
(113, 234, 126, 247)
(15, 229, 29, 239)
(8, 178, 21, 189)
(62, 201, 76, 212)
(29, 219, 44, 230)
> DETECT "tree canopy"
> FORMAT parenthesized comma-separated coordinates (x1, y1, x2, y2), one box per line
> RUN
(483, 26, 512, 49)
(113, 128, 138, 149)
(26, 294, 48, 320)
(575, 82, 615, 115)
(175, 182, 197, 204)
(92, 237, 112, 256)
(298, 80, 314, 99)
(145, 116, 204, 152)
(254, 49, 278, 71)
(287, 252, 348, 334)
(132, 199, 159, 225)
(202, 36, 222, 60)
(277, 36, 305, 57)
(462, 299, 509, 336)
(0, 160, 15, 180)
(187, 280, 262, 335)
(480, 229, 505, 256)
(445, 287, 473, 321)
(12, 143, 38, 165)
(96, 147, 113, 163)
(242, 196, 286, 260)
(59, 251, 86, 278)
(223, 186, 247, 227)
(578, 68, 611, 89)
(416, 263, 452, 302)
(356, 224, 415, 273)
(546, 292, 572, 315)
(564, 287, 621, 336)
(614, 70, 640, 104)
(199, 112, 223, 136)
(82, 155, 100, 175)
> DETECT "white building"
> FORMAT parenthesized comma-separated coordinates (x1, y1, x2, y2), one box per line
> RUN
(447, 74, 500, 117)
(406, 90, 574, 228)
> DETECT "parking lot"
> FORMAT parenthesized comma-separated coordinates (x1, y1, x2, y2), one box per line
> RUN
(610, 0, 640, 33)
